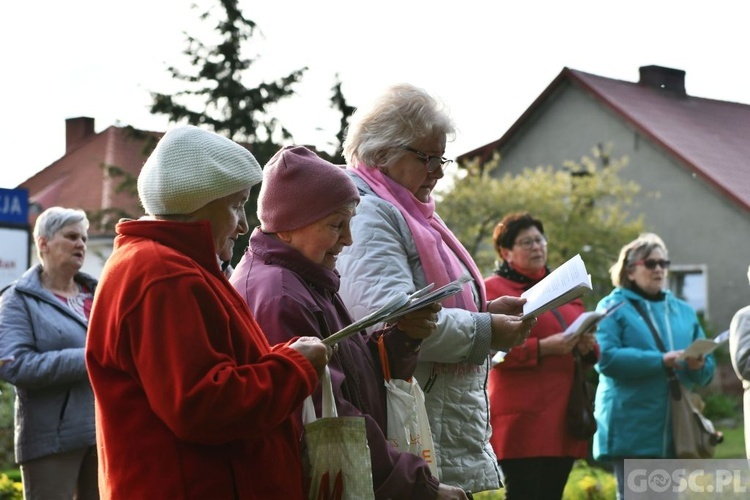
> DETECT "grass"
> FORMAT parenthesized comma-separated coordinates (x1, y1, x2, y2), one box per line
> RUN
(474, 423, 745, 500)
(714, 424, 745, 459)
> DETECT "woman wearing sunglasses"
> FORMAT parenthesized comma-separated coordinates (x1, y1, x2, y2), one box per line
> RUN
(592, 233, 715, 500)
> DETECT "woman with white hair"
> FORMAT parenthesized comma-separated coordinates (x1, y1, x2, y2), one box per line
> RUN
(0, 206, 99, 499)
(336, 83, 535, 495)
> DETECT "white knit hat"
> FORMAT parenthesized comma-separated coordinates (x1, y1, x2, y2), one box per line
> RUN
(137, 126, 262, 215)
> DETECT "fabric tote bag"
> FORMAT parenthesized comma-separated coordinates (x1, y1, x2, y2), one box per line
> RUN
(302, 366, 375, 500)
(377, 337, 438, 477)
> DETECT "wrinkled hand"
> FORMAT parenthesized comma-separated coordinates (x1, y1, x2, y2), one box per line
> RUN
(436, 483, 469, 500)
(490, 314, 537, 351)
(289, 336, 331, 377)
(685, 354, 706, 371)
(396, 302, 442, 340)
(663, 350, 683, 369)
(539, 332, 579, 357)
(487, 295, 526, 316)
(574, 332, 597, 356)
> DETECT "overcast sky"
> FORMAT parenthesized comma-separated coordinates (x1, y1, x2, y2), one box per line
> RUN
(1, 0, 747, 189)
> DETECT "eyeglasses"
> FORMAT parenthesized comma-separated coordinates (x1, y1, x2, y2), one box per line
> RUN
(633, 259, 671, 270)
(401, 146, 452, 173)
(514, 236, 547, 250)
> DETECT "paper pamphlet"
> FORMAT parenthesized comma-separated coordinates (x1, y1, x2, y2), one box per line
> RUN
(562, 301, 626, 339)
(322, 274, 473, 346)
(678, 329, 729, 360)
(521, 254, 592, 319)
(491, 351, 506, 366)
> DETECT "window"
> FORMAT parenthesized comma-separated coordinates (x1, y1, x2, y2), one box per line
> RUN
(668, 265, 708, 318)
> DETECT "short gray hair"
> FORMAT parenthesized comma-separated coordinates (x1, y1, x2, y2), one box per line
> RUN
(343, 83, 455, 169)
(33, 206, 89, 244)
(609, 232, 668, 288)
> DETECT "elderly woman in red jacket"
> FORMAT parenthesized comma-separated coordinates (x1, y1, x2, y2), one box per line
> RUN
(86, 127, 330, 499)
(484, 212, 599, 500)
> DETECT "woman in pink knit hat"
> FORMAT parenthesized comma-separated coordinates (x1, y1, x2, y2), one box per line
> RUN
(231, 145, 468, 499)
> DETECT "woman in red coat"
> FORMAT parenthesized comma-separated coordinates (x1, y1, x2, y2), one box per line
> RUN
(485, 212, 599, 500)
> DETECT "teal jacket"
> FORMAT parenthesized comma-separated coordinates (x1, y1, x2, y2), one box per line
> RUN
(592, 287, 714, 460)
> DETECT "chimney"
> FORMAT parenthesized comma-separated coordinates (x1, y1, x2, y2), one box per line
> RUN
(65, 117, 95, 153)
(638, 65, 686, 96)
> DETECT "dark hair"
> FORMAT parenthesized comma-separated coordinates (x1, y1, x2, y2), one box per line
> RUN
(493, 212, 545, 254)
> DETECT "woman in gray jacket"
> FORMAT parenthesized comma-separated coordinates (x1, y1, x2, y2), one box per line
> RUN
(337, 83, 535, 495)
(0, 206, 98, 499)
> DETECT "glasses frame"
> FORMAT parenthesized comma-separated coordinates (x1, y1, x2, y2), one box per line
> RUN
(633, 259, 671, 270)
(514, 236, 547, 250)
(401, 146, 452, 173)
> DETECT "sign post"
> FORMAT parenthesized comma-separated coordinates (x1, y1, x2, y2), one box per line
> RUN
(0, 188, 30, 290)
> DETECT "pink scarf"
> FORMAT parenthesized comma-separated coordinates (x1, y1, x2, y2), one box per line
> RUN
(352, 165, 486, 312)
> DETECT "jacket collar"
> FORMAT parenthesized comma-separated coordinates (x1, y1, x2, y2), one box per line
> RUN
(115, 219, 221, 274)
(11, 263, 96, 326)
(493, 260, 550, 289)
(618, 286, 668, 303)
(249, 228, 340, 293)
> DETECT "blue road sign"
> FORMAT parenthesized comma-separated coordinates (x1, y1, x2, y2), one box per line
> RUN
(0, 188, 29, 226)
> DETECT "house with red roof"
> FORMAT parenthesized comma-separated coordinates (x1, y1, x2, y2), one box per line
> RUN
(18, 117, 160, 277)
(459, 65, 750, 337)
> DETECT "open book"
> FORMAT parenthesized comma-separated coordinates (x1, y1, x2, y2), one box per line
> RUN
(563, 301, 626, 339)
(521, 254, 592, 318)
(678, 330, 729, 360)
(322, 274, 473, 346)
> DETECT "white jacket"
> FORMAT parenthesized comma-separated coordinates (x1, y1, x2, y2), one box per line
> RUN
(338, 172, 502, 493)
(729, 305, 750, 458)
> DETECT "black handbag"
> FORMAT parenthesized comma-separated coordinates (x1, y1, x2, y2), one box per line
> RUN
(566, 351, 598, 439)
(551, 309, 597, 439)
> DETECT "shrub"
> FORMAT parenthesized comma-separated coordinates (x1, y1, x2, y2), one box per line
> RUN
(0, 473, 21, 500)
(473, 460, 616, 499)
(564, 460, 617, 500)
(0, 383, 13, 471)
(702, 393, 740, 421)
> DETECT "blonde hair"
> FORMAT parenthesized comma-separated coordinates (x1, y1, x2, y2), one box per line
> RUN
(343, 83, 455, 169)
(609, 233, 668, 288)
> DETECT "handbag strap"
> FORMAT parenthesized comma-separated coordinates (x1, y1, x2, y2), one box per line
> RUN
(550, 307, 568, 330)
(627, 299, 682, 400)
(551, 308, 583, 364)
(377, 335, 392, 382)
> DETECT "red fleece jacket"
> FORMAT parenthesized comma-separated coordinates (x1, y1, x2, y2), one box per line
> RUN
(86, 219, 318, 499)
